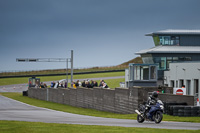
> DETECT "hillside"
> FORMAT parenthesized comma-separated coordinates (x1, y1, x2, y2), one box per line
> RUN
(0, 57, 143, 77)
(118, 56, 143, 66)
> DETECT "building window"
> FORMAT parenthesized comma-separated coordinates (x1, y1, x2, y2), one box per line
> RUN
(194, 79, 199, 94)
(167, 57, 172, 69)
(153, 56, 192, 70)
(132, 65, 157, 81)
(134, 66, 140, 80)
(170, 80, 174, 87)
(142, 66, 149, 80)
(153, 57, 166, 70)
(179, 79, 184, 88)
(159, 36, 179, 45)
(173, 57, 178, 61)
(150, 66, 156, 80)
(129, 65, 134, 81)
(134, 66, 149, 80)
(179, 57, 192, 61)
(186, 80, 191, 95)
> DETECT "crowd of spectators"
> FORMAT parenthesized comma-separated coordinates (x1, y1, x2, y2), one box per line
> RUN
(50, 81, 66, 88)
(73, 79, 109, 89)
(49, 79, 109, 89)
(39, 82, 47, 88)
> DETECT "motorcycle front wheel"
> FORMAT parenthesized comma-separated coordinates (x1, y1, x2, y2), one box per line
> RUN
(137, 115, 144, 123)
(154, 111, 163, 124)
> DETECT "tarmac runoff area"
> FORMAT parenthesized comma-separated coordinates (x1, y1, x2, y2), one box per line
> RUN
(0, 95, 200, 130)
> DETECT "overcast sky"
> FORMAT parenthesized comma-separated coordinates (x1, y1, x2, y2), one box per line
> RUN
(1, 0, 200, 72)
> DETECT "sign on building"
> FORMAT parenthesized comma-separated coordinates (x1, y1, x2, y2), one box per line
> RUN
(173, 88, 186, 95)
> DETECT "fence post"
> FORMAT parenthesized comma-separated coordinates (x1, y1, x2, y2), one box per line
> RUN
(47, 88, 49, 101)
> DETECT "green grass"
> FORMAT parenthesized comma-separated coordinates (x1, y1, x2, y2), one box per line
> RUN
(0, 71, 125, 86)
(103, 78, 124, 89)
(1, 121, 199, 133)
(0, 66, 127, 77)
(1, 92, 200, 123)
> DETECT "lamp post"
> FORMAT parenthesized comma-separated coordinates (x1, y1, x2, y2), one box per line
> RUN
(71, 50, 73, 87)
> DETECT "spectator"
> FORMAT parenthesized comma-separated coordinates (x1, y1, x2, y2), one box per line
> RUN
(60, 82, 64, 88)
(56, 81, 59, 88)
(75, 80, 80, 87)
(102, 82, 109, 88)
(51, 81, 55, 88)
(90, 80, 94, 88)
(93, 81, 98, 87)
(82, 80, 86, 87)
(73, 82, 76, 88)
(44, 83, 47, 88)
(78, 80, 82, 86)
(40, 82, 44, 88)
(85, 81, 92, 88)
(35, 82, 39, 88)
(99, 80, 104, 87)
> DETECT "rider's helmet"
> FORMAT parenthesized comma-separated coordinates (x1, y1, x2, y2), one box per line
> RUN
(152, 91, 158, 98)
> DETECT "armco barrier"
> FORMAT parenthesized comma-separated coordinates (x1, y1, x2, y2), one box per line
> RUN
(28, 86, 194, 114)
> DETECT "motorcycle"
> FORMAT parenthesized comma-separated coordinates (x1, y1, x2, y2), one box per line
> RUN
(135, 100, 164, 124)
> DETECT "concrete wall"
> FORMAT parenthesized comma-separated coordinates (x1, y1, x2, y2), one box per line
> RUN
(28, 86, 194, 114)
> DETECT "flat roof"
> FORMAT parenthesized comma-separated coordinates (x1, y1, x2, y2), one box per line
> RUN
(146, 29, 200, 36)
(135, 45, 200, 55)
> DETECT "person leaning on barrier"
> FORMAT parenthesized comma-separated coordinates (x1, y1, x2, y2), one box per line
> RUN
(51, 81, 55, 88)
(99, 80, 104, 87)
(90, 80, 94, 88)
(44, 83, 47, 88)
(56, 81, 59, 88)
(102, 82, 109, 88)
(85, 81, 92, 88)
(82, 80, 86, 87)
(75, 80, 79, 87)
(93, 81, 98, 87)
(40, 82, 45, 88)
(73, 82, 76, 88)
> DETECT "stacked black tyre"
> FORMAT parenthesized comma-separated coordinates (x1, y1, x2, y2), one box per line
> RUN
(164, 102, 187, 115)
(178, 107, 185, 117)
(157, 102, 200, 117)
(172, 106, 200, 117)
(22, 91, 28, 96)
(184, 106, 191, 117)
(172, 106, 185, 116)
(191, 106, 200, 117)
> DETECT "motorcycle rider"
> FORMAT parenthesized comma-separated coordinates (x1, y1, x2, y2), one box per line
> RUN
(147, 91, 159, 120)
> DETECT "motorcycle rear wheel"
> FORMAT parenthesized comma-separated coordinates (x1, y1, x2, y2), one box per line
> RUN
(137, 115, 145, 123)
(154, 111, 163, 124)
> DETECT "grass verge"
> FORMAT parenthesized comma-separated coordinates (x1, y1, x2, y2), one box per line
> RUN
(0, 71, 125, 86)
(1, 92, 200, 123)
(0, 120, 199, 133)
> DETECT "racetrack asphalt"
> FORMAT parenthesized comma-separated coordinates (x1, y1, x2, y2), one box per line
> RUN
(0, 95, 200, 130)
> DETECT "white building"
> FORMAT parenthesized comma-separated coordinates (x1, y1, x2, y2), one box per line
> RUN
(164, 62, 200, 99)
